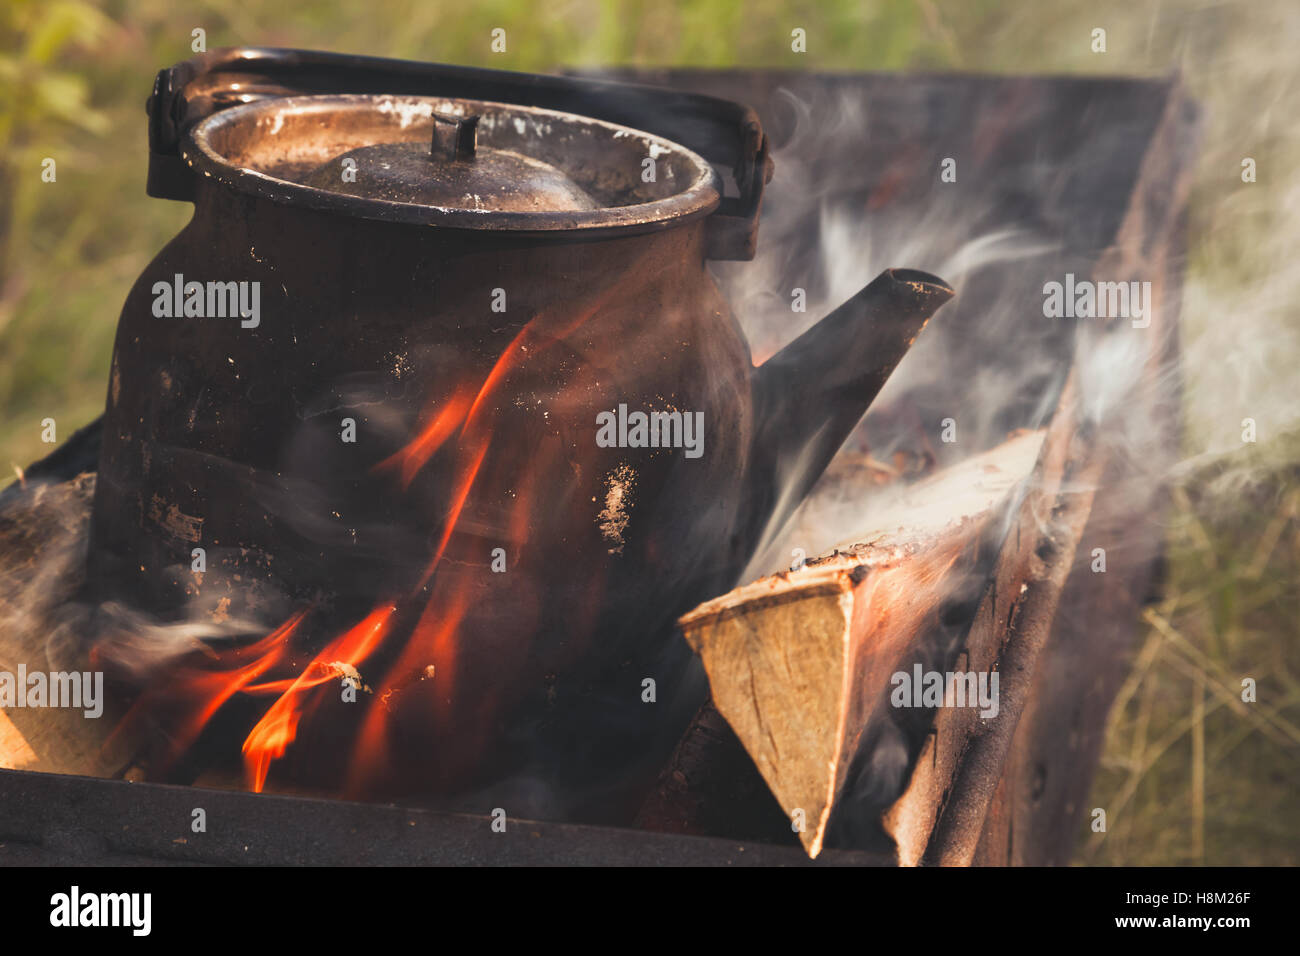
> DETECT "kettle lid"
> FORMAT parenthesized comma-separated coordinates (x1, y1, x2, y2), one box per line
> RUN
(182, 94, 720, 232)
(301, 113, 598, 213)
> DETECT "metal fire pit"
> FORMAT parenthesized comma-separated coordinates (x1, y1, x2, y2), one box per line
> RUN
(0, 768, 889, 866)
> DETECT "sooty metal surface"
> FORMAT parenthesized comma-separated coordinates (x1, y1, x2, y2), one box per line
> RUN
(0, 768, 892, 866)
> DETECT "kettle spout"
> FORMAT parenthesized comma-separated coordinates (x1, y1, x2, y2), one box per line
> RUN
(744, 268, 954, 559)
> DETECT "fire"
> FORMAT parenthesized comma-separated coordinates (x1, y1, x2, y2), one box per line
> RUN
(417, 440, 489, 589)
(102, 609, 309, 769)
(241, 603, 395, 791)
(116, 294, 612, 795)
(372, 387, 475, 490)
(345, 589, 471, 794)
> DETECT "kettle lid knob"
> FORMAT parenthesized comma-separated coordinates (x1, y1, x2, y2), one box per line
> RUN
(431, 112, 478, 162)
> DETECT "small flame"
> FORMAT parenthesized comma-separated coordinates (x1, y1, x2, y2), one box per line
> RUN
(241, 603, 395, 791)
(372, 388, 475, 490)
(417, 440, 489, 589)
(103, 608, 309, 768)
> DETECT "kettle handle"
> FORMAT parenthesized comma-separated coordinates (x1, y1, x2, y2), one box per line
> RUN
(146, 47, 771, 260)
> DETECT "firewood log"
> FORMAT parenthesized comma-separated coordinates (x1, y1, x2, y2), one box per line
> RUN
(678, 430, 1045, 857)
(0, 473, 130, 776)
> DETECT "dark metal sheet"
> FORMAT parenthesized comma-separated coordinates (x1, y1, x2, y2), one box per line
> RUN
(0, 768, 892, 866)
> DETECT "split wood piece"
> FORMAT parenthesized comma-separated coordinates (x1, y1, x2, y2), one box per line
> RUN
(0, 473, 132, 776)
(678, 429, 1045, 858)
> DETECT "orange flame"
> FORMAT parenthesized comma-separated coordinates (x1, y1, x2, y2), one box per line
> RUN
(417, 440, 489, 589)
(372, 387, 475, 490)
(241, 603, 396, 792)
(102, 609, 309, 765)
(344, 588, 472, 793)
(124, 291, 618, 795)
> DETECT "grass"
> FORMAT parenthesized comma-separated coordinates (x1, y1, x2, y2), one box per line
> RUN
(1, 0, 1296, 864)
(1081, 436, 1300, 865)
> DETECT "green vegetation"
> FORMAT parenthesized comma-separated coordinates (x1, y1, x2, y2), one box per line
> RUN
(1081, 436, 1300, 865)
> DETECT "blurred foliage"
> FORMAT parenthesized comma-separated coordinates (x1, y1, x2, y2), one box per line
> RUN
(0, 0, 1295, 864)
